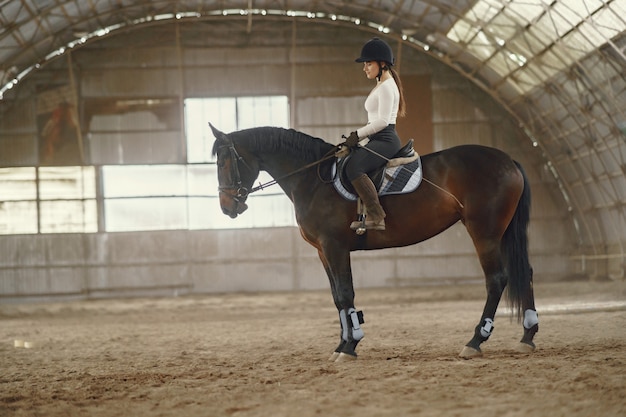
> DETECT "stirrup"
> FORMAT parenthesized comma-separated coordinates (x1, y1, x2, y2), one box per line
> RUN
(350, 200, 385, 234)
(351, 200, 367, 234)
(350, 218, 386, 232)
(350, 209, 366, 234)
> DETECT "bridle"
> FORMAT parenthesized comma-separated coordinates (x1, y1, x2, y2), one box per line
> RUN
(217, 142, 253, 207)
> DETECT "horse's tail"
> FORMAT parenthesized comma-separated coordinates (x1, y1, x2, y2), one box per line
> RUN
(503, 160, 532, 322)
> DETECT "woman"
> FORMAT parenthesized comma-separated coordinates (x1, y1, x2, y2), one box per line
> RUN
(343, 37, 406, 231)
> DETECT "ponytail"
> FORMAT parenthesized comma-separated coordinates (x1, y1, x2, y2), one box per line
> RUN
(389, 67, 406, 118)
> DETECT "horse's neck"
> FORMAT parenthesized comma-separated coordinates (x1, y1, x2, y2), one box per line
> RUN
(262, 157, 313, 186)
(260, 154, 320, 199)
(245, 128, 331, 194)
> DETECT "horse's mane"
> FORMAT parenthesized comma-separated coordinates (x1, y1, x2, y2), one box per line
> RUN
(212, 127, 335, 162)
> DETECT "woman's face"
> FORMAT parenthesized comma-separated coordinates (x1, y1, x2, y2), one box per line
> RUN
(362, 61, 380, 79)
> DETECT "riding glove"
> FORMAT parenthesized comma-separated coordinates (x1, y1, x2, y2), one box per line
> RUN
(343, 131, 360, 148)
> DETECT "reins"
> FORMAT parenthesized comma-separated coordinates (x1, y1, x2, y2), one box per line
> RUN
(248, 147, 338, 194)
(223, 140, 464, 211)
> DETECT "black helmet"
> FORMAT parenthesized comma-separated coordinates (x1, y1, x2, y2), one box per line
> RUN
(355, 38, 395, 66)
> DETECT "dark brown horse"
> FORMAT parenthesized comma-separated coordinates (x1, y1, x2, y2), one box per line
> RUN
(210, 124, 538, 361)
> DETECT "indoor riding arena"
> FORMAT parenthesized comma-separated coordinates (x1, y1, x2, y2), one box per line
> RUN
(1, 1, 624, 417)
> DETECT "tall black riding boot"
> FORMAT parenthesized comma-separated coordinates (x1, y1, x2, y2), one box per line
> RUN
(350, 174, 386, 231)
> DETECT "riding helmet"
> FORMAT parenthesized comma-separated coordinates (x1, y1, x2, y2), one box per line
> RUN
(355, 37, 395, 66)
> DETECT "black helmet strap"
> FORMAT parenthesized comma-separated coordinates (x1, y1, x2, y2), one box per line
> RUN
(377, 62, 389, 81)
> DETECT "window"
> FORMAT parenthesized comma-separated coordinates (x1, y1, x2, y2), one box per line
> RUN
(0, 166, 96, 234)
(39, 167, 97, 233)
(0, 168, 38, 234)
(185, 96, 289, 163)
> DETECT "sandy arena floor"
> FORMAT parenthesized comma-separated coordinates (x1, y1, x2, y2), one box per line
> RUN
(1, 280, 625, 417)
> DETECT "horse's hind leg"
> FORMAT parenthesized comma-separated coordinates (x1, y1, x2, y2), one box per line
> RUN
(518, 267, 538, 353)
(460, 240, 507, 358)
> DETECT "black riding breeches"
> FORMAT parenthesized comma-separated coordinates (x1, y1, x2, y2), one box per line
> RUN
(344, 124, 402, 182)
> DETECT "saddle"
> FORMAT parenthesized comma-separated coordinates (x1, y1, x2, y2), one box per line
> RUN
(333, 139, 422, 201)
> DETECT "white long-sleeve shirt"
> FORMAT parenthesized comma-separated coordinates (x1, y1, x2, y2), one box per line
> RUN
(356, 77, 399, 139)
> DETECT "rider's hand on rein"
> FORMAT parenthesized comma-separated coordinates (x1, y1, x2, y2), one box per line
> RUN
(342, 131, 360, 148)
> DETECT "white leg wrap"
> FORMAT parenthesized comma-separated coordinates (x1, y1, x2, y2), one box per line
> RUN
(523, 309, 539, 329)
(480, 318, 494, 338)
(339, 308, 364, 342)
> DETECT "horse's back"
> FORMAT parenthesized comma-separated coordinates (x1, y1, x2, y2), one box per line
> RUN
(426, 144, 515, 165)
(423, 145, 521, 185)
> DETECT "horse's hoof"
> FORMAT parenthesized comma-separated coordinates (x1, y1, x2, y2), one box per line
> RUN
(328, 352, 340, 362)
(459, 346, 482, 359)
(515, 342, 536, 354)
(335, 352, 357, 362)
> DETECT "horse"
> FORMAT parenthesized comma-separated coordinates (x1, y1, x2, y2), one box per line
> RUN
(210, 124, 538, 361)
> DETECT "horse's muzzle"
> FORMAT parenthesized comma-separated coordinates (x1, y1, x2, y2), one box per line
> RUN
(222, 201, 248, 218)
(219, 191, 248, 218)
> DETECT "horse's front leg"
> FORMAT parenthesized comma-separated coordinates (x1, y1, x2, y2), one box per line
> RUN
(317, 251, 346, 359)
(317, 248, 365, 362)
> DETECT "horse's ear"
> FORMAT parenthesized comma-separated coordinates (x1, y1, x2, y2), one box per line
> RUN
(209, 123, 230, 144)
